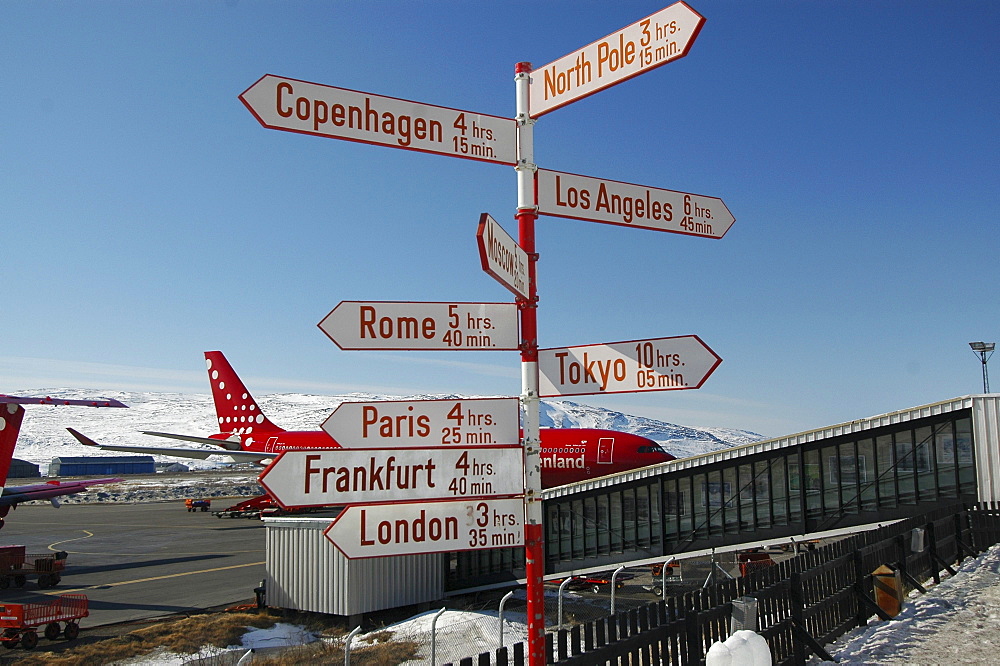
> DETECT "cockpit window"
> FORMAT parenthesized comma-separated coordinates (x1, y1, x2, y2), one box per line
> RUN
(638, 444, 668, 454)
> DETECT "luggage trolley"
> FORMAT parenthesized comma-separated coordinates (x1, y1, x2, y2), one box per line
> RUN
(0, 594, 88, 650)
(0, 546, 68, 589)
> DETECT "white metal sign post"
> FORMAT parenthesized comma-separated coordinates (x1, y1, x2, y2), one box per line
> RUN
(536, 169, 735, 239)
(528, 2, 705, 117)
(538, 335, 722, 398)
(240, 74, 517, 165)
(321, 397, 520, 448)
(317, 301, 519, 351)
(323, 497, 525, 559)
(258, 446, 524, 510)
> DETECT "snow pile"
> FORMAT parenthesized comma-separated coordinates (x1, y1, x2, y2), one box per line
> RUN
(815, 542, 1000, 664)
(358, 608, 528, 665)
(9, 389, 764, 473)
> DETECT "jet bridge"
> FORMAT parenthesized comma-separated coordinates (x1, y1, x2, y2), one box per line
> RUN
(447, 394, 999, 589)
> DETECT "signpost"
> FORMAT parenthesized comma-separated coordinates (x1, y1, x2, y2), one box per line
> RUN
(536, 169, 735, 239)
(321, 397, 520, 448)
(476, 213, 530, 300)
(317, 301, 519, 350)
(528, 2, 705, 117)
(538, 335, 721, 398)
(243, 5, 728, 662)
(323, 497, 525, 559)
(258, 446, 525, 509)
(240, 74, 517, 165)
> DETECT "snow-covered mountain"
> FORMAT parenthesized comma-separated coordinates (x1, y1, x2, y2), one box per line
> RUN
(8, 389, 765, 473)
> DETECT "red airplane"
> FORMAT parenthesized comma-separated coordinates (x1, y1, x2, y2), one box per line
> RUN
(0, 394, 126, 529)
(71, 351, 674, 488)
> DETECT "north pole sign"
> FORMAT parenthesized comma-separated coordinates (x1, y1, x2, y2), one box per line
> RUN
(538, 335, 721, 397)
(240, 74, 517, 165)
(318, 301, 519, 350)
(528, 2, 705, 117)
(258, 446, 525, 509)
(322, 397, 520, 448)
(324, 497, 524, 559)
(537, 169, 735, 239)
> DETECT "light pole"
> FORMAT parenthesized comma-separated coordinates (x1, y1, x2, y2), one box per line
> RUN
(969, 342, 995, 393)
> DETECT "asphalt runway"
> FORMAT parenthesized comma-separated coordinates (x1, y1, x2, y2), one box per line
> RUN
(0, 501, 266, 628)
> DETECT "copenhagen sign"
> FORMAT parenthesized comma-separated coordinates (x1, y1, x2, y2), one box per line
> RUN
(240, 74, 517, 165)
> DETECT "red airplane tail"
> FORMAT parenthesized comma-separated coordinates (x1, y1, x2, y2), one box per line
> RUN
(0, 404, 26, 488)
(204, 351, 283, 437)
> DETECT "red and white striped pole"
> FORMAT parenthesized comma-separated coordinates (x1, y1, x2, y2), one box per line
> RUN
(515, 60, 545, 666)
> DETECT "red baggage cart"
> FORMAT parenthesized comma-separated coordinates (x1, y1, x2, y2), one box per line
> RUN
(0, 594, 88, 650)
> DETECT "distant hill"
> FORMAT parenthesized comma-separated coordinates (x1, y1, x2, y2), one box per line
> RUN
(10, 390, 765, 473)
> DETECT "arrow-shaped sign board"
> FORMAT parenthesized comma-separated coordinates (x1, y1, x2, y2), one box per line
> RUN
(240, 74, 517, 166)
(536, 170, 735, 239)
(318, 301, 520, 351)
(528, 2, 705, 117)
(323, 497, 524, 559)
(476, 213, 529, 300)
(538, 335, 721, 398)
(258, 446, 525, 509)
(322, 397, 520, 448)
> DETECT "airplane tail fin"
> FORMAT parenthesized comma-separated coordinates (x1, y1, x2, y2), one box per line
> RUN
(0, 404, 26, 489)
(204, 351, 283, 436)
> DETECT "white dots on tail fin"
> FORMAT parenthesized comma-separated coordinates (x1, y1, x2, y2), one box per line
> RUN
(212, 370, 219, 380)
(0, 417, 5, 431)
(206, 358, 213, 370)
(219, 382, 225, 390)
(256, 414, 264, 424)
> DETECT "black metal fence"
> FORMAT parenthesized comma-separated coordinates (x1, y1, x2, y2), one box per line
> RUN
(444, 502, 1000, 666)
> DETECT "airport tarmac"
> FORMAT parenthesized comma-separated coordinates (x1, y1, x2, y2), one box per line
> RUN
(0, 501, 266, 629)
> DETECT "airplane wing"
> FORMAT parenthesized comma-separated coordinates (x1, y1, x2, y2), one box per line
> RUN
(142, 431, 244, 450)
(67, 429, 276, 464)
(0, 394, 127, 408)
(0, 477, 122, 508)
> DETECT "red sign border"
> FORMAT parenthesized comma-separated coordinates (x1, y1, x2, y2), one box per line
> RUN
(322, 497, 525, 560)
(528, 2, 706, 119)
(535, 168, 735, 239)
(257, 444, 526, 511)
(537, 334, 722, 398)
(317, 300, 521, 351)
(239, 74, 517, 166)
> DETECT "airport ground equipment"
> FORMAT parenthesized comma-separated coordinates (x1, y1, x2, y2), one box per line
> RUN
(185, 498, 211, 512)
(0, 594, 88, 649)
(0, 546, 68, 589)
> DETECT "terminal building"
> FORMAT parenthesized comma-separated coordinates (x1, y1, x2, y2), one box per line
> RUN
(263, 394, 1000, 616)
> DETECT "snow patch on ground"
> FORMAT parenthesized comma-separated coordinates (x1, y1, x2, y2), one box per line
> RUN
(814, 542, 1000, 664)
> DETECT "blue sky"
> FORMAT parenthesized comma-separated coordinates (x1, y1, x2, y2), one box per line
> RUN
(2, 1, 997, 438)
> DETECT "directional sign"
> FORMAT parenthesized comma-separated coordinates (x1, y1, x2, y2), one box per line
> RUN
(324, 497, 524, 559)
(537, 169, 735, 239)
(240, 74, 517, 165)
(538, 335, 721, 397)
(322, 397, 520, 448)
(258, 446, 525, 509)
(318, 301, 519, 351)
(476, 213, 529, 300)
(528, 2, 705, 117)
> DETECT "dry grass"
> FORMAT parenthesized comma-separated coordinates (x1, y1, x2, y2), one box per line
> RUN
(5, 608, 413, 666)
